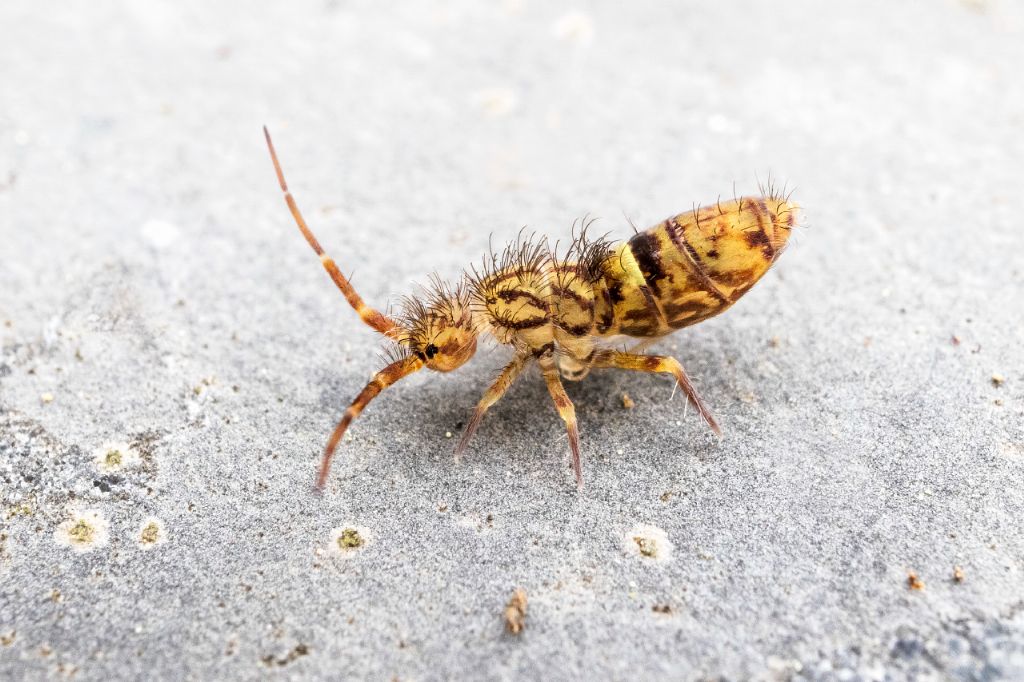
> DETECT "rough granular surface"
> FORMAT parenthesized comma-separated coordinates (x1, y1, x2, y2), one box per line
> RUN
(2, 1, 1023, 679)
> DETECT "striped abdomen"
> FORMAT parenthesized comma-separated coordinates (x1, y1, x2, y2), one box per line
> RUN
(593, 195, 797, 338)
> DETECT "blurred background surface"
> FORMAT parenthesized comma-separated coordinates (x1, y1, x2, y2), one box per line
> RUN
(1, 1, 1022, 679)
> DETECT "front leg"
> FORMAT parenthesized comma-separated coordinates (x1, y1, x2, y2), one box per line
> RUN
(592, 350, 721, 435)
(454, 352, 532, 459)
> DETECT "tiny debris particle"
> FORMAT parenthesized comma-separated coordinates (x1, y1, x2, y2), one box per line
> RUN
(660, 491, 673, 502)
(445, 431, 453, 438)
(953, 566, 965, 583)
(907, 572, 924, 591)
(951, 335, 961, 346)
(652, 604, 672, 614)
(621, 393, 635, 409)
(41, 392, 54, 404)
(768, 336, 781, 348)
(438, 504, 448, 512)
(991, 373, 1005, 387)
(634, 536, 658, 557)
(1, 631, 15, 647)
(338, 528, 364, 549)
(262, 643, 309, 667)
(504, 588, 528, 635)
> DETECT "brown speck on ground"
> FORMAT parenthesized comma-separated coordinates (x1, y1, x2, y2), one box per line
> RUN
(951, 335, 961, 346)
(907, 572, 924, 590)
(652, 604, 672, 614)
(991, 373, 1005, 387)
(338, 528, 364, 549)
(621, 393, 635, 409)
(1, 631, 15, 647)
(953, 566, 965, 583)
(660, 491, 673, 502)
(261, 643, 309, 667)
(50, 589, 62, 603)
(634, 536, 658, 557)
(504, 588, 527, 634)
(768, 336, 780, 347)
(438, 504, 448, 512)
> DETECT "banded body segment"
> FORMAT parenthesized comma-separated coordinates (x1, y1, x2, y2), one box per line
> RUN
(550, 263, 600, 380)
(592, 244, 669, 337)
(473, 266, 553, 349)
(598, 195, 796, 336)
(667, 196, 793, 303)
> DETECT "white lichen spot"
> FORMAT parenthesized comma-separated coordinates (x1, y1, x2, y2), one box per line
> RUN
(623, 524, 672, 562)
(93, 441, 140, 473)
(328, 525, 370, 555)
(141, 219, 181, 249)
(707, 113, 741, 134)
(136, 517, 166, 549)
(471, 88, 517, 117)
(552, 11, 594, 46)
(55, 509, 109, 552)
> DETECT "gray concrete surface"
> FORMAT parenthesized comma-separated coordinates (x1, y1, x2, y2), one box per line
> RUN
(2, 1, 1023, 679)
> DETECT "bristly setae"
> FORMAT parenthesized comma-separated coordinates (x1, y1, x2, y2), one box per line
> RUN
(263, 127, 798, 489)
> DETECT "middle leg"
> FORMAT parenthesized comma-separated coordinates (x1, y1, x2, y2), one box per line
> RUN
(540, 364, 583, 486)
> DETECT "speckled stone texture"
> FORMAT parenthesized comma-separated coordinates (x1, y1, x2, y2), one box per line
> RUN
(2, 1, 1023, 680)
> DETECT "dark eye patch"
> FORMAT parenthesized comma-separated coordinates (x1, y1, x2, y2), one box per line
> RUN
(425, 344, 439, 359)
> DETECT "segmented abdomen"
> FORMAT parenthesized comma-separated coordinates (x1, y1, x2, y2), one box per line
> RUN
(593, 195, 797, 338)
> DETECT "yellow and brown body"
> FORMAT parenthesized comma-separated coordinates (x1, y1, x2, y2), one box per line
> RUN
(470, 195, 797, 380)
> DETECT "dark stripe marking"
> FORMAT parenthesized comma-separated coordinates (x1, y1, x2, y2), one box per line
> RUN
(664, 217, 729, 304)
(628, 232, 667, 295)
(744, 199, 776, 260)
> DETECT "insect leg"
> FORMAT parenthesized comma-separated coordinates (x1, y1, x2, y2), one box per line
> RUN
(315, 356, 424, 489)
(541, 366, 583, 487)
(454, 352, 532, 459)
(263, 127, 396, 336)
(592, 350, 721, 435)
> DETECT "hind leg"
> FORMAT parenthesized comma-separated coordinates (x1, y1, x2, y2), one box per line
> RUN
(592, 350, 720, 435)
